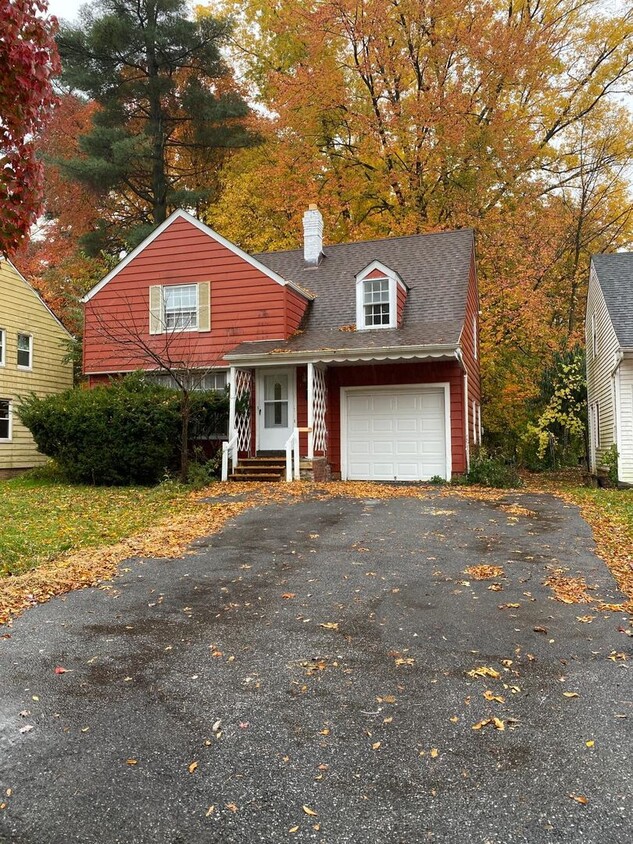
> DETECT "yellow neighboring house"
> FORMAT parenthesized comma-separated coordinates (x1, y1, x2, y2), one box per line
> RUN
(0, 258, 74, 476)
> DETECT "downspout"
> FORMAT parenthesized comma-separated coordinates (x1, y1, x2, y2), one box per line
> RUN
(455, 349, 470, 472)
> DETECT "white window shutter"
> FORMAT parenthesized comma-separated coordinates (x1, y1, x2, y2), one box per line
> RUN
(198, 282, 211, 332)
(149, 285, 163, 334)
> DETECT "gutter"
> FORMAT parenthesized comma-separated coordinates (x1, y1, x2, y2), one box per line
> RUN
(224, 343, 460, 366)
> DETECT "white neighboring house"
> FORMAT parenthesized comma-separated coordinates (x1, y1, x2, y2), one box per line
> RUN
(586, 254, 633, 484)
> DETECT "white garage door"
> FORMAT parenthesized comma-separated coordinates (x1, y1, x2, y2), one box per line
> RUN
(345, 387, 448, 481)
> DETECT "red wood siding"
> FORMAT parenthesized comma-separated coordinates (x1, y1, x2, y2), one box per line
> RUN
(458, 253, 481, 450)
(296, 366, 308, 455)
(84, 216, 309, 375)
(285, 287, 309, 335)
(326, 361, 465, 476)
(397, 283, 407, 326)
(365, 268, 387, 280)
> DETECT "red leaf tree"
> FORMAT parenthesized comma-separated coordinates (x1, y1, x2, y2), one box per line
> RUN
(0, 0, 60, 256)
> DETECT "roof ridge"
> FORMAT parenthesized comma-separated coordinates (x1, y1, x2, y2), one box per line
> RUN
(255, 227, 474, 259)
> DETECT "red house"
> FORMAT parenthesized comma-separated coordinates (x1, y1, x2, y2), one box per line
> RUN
(82, 207, 481, 482)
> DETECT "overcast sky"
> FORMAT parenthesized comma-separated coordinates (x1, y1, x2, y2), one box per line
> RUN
(47, 0, 83, 22)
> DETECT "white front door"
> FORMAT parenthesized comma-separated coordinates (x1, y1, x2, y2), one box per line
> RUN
(258, 369, 296, 451)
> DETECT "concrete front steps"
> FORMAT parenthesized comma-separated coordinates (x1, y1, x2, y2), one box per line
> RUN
(229, 456, 286, 482)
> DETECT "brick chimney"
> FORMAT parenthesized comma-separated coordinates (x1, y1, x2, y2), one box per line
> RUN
(303, 204, 323, 266)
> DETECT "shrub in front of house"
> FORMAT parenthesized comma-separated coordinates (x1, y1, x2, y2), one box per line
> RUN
(18, 374, 231, 485)
(466, 446, 522, 488)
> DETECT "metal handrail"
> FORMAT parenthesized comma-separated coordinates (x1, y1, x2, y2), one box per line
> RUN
(221, 432, 239, 481)
(284, 427, 301, 482)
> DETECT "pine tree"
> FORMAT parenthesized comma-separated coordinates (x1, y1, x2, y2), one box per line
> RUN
(57, 0, 256, 252)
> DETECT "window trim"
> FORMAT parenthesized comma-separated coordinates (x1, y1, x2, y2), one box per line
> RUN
(16, 332, 33, 370)
(355, 262, 404, 331)
(0, 399, 12, 442)
(163, 283, 199, 332)
(0, 328, 5, 367)
(149, 282, 210, 335)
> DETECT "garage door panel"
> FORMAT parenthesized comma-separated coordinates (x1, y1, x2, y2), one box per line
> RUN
(345, 388, 447, 481)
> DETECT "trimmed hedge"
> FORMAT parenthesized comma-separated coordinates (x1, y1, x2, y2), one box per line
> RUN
(18, 374, 230, 485)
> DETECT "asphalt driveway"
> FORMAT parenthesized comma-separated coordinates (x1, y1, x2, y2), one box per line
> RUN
(0, 490, 631, 844)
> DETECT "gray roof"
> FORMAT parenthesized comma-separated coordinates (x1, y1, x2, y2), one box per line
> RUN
(228, 228, 474, 359)
(592, 253, 633, 348)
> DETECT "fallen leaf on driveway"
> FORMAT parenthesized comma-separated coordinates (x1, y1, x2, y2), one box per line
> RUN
(467, 666, 501, 680)
(212, 719, 222, 732)
(205, 806, 215, 817)
(465, 565, 505, 580)
(483, 690, 505, 703)
(563, 692, 579, 698)
(533, 626, 548, 634)
(576, 615, 594, 623)
(226, 803, 238, 813)
(282, 593, 296, 600)
(372, 741, 381, 750)
(19, 725, 33, 734)
(302, 805, 318, 817)
(608, 651, 627, 661)
(376, 695, 396, 704)
(569, 793, 588, 805)
(472, 717, 505, 731)
(189, 761, 198, 773)
(126, 759, 138, 766)
(586, 740, 595, 747)
(319, 622, 339, 630)
(430, 748, 439, 758)
(289, 826, 299, 834)
(54, 666, 69, 674)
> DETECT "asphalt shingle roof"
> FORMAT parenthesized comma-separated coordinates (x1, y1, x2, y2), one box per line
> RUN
(592, 253, 633, 348)
(227, 228, 474, 358)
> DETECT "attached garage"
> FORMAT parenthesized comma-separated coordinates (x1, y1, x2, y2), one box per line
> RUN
(341, 384, 451, 481)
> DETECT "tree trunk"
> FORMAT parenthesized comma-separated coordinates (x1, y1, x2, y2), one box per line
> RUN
(180, 391, 190, 483)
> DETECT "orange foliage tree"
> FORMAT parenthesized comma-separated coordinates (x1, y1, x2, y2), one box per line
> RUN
(207, 0, 633, 449)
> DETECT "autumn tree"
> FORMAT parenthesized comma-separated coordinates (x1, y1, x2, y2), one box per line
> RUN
(56, 0, 257, 253)
(207, 0, 633, 448)
(0, 0, 60, 256)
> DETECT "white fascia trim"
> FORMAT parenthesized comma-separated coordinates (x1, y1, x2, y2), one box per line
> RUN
(224, 344, 459, 367)
(2, 258, 73, 338)
(81, 209, 314, 303)
(355, 260, 408, 291)
(84, 365, 228, 376)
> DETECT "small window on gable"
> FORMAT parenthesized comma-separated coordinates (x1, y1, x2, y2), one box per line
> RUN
(149, 282, 210, 335)
(356, 263, 402, 330)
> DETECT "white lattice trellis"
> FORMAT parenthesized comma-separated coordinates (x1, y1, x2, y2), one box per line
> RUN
(235, 369, 253, 453)
(312, 365, 327, 455)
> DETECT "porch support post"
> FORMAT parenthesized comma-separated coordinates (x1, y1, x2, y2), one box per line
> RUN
(228, 366, 237, 442)
(307, 361, 315, 459)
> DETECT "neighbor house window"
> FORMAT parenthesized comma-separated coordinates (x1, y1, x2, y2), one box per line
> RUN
(356, 263, 403, 330)
(0, 400, 11, 441)
(17, 333, 32, 369)
(0, 329, 5, 366)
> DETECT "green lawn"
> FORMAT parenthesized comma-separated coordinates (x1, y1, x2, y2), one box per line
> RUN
(0, 472, 191, 577)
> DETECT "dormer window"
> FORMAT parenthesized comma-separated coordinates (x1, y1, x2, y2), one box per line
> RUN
(356, 262, 406, 330)
(363, 278, 390, 326)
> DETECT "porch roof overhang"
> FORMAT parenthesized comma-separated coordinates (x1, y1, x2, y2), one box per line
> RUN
(224, 343, 460, 367)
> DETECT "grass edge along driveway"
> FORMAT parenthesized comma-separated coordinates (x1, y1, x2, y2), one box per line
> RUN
(1, 472, 632, 627)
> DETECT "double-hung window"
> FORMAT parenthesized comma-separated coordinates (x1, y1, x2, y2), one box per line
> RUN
(363, 278, 391, 327)
(0, 329, 5, 366)
(164, 284, 198, 330)
(17, 333, 32, 369)
(0, 400, 11, 441)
